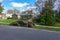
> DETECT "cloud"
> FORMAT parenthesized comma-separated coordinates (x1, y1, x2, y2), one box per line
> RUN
(21, 6, 36, 12)
(0, 0, 3, 2)
(20, 6, 36, 12)
(27, 6, 36, 10)
(11, 2, 29, 7)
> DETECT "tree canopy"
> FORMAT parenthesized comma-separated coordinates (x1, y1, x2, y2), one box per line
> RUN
(0, 3, 3, 13)
(35, 0, 56, 26)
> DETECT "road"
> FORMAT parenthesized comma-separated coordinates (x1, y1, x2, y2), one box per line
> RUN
(0, 25, 60, 40)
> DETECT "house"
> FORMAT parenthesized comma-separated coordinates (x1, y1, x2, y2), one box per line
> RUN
(4, 9, 20, 19)
(0, 13, 3, 18)
(0, 13, 7, 19)
(2, 14, 7, 19)
(5, 13, 12, 18)
(12, 14, 18, 19)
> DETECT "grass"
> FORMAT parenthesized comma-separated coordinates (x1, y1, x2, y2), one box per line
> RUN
(0, 19, 18, 25)
(33, 22, 60, 31)
(33, 26, 60, 31)
(54, 22, 60, 27)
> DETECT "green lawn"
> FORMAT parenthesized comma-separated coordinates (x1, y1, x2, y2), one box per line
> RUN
(33, 22, 60, 31)
(33, 26, 60, 31)
(54, 22, 60, 27)
(0, 19, 18, 25)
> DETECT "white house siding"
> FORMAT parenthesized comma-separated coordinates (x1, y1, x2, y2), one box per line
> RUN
(5, 14, 12, 18)
(0, 15, 2, 18)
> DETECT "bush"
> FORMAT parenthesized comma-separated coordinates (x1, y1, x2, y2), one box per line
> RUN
(7, 17, 13, 19)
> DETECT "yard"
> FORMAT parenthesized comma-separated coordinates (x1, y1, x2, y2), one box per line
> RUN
(33, 26, 60, 31)
(54, 22, 60, 27)
(0, 19, 18, 25)
(0, 18, 60, 31)
(33, 22, 60, 31)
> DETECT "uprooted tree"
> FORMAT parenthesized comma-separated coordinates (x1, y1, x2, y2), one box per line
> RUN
(10, 10, 34, 27)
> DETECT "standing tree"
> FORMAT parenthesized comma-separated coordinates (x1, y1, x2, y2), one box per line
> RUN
(7, 8, 20, 14)
(34, 0, 43, 24)
(40, 0, 56, 26)
(13, 8, 20, 14)
(0, 3, 3, 14)
(56, 4, 60, 22)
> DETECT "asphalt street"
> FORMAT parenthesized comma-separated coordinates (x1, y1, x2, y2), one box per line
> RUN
(0, 25, 60, 40)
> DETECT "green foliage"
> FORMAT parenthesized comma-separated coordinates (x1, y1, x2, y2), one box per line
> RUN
(46, 9, 55, 25)
(56, 10, 60, 22)
(34, 0, 56, 26)
(0, 3, 3, 13)
(56, 2, 60, 22)
(40, 9, 56, 26)
(0, 19, 17, 25)
(45, 0, 53, 9)
(33, 26, 60, 31)
(54, 22, 60, 27)
(32, 15, 40, 24)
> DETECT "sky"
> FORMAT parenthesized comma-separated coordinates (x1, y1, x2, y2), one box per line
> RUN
(54, 0, 60, 10)
(0, 0, 36, 12)
(0, 0, 60, 13)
